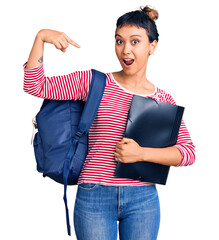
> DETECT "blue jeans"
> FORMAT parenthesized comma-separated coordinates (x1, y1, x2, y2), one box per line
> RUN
(73, 183, 160, 240)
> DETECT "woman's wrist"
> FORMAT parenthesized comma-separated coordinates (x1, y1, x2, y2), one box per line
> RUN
(140, 147, 151, 162)
(36, 30, 46, 42)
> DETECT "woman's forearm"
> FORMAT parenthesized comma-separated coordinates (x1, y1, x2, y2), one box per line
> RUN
(25, 31, 44, 69)
(140, 146, 182, 166)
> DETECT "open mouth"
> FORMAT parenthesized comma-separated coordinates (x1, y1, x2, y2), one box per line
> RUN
(123, 59, 134, 66)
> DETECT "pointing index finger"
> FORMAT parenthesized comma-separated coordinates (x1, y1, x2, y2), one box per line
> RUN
(65, 34, 80, 48)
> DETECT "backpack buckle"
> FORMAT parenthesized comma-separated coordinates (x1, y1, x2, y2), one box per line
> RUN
(75, 130, 84, 140)
(31, 117, 38, 145)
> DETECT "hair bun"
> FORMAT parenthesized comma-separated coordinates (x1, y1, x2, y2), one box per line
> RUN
(141, 5, 159, 21)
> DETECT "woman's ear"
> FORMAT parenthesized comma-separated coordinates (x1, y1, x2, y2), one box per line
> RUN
(149, 40, 158, 55)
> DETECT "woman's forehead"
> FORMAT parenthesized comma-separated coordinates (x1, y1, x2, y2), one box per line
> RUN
(115, 25, 147, 38)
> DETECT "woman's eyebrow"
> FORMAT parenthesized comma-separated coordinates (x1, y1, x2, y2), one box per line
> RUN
(115, 34, 142, 38)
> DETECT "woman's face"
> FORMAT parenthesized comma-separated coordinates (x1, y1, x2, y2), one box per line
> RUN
(115, 25, 157, 75)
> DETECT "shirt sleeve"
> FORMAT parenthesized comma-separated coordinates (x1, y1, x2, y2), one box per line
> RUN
(23, 61, 92, 101)
(165, 93, 196, 167)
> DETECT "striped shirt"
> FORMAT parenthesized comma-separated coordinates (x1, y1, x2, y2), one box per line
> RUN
(23, 62, 195, 186)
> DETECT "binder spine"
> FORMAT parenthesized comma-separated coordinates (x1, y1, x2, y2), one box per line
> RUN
(169, 107, 184, 146)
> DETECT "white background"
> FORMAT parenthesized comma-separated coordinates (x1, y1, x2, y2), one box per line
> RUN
(1, 0, 218, 239)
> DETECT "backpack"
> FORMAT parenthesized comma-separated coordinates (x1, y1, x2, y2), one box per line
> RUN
(31, 69, 106, 235)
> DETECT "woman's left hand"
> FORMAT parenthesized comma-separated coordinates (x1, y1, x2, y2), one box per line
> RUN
(114, 137, 143, 163)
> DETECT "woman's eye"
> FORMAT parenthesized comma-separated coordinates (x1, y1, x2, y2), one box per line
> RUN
(116, 39, 123, 45)
(132, 40, 139, 44)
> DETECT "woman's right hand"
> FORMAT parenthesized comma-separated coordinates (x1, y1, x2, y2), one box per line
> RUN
(37, 29, 80, 52)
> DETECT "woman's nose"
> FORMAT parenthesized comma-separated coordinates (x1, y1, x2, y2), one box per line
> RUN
(123, 43, 131, 55)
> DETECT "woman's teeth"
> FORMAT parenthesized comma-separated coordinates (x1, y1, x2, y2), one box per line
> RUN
(123, 59, 134, 66)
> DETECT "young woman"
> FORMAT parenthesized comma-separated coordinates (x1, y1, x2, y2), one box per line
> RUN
(23, 5, 195, 240)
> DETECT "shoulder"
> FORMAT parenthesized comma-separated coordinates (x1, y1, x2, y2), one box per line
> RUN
(153, 87, 176, 105)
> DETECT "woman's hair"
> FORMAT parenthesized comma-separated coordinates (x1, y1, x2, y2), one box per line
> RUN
(116, 5, 159, 43)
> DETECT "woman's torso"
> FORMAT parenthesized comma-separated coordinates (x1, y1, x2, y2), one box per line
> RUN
(77, 71, 169, 186)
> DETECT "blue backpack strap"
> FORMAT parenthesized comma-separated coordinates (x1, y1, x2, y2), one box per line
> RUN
(63, 69, 106, 236)
(63, 137, 79, 236)
(77, 69, 107, 133)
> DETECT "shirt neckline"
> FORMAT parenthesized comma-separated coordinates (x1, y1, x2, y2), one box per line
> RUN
(109, 72, 157, 97)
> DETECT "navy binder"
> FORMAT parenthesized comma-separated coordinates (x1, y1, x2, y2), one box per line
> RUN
(115, 95, 184, 185)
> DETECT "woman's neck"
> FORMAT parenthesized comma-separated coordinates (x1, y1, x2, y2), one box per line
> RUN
(112, 70, 155, 95)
